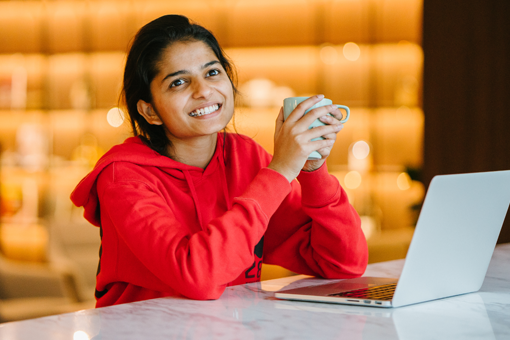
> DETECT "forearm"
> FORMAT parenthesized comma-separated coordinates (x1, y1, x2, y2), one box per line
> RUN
(264, 165, 368, 278)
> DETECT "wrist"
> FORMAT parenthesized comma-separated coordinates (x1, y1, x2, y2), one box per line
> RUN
(267, 162, 298, 183)
(302, 159, 326, 172)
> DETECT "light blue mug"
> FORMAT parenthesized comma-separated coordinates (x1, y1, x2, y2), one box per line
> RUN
(283, 96, 350, 160)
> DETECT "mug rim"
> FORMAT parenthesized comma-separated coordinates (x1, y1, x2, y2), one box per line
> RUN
(282, 96, 350, 123)
(284, 96, 333, 102)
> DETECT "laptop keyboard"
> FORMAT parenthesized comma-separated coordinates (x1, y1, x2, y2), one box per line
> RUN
(329, 283, 397, 301)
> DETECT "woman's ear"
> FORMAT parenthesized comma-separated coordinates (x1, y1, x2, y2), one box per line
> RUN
(137, 100, 163, 125)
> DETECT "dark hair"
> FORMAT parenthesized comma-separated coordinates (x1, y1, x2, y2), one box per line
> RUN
(122, 15, 238, 156)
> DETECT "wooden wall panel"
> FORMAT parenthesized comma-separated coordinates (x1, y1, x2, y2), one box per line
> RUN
(423, 0, 510, 243)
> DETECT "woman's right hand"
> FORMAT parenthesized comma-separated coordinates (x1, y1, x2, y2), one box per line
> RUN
(267, 95, 343, 182)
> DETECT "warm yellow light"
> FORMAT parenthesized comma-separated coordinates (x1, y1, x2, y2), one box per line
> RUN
(352, 140, 370, 160)
(343, 42, 360, 61)
(320, 45, 338, 65)
(344, 171, 362, 189)
(398, 40, 411, 46)
(106, 107, 125, 127)
(0, 223, 48, 262)
(397, 172, 411, 190)
(401, 75, 418, 91)
(360, 216, 376, 240)
(396, 105, 412, 123)
(73, 331, 90, 340)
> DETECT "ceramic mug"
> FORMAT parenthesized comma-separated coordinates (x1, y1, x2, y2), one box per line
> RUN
(283, 96, 350, 160)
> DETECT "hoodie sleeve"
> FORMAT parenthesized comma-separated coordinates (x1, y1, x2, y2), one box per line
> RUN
(262, 163, 368, 278)
(96, 161, 291, 301)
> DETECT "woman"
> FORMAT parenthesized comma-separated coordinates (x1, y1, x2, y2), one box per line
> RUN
(71, 15, 368, 307)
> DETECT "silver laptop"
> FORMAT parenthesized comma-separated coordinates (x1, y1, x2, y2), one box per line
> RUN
(275, 170, 510, 308)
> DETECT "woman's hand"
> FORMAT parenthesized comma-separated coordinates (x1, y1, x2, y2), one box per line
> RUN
(267, 95, 344, 182)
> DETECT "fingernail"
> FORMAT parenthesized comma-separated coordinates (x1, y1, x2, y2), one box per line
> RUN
(316, 94, 325, 100)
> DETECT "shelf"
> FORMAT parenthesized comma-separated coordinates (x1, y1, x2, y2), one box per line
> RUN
(0, 0, 423, 54)
(232, 106, 423, 168)
(0, 110, 131, 162)
(0, 44, 421, 111)
(1, 105, 422, 170)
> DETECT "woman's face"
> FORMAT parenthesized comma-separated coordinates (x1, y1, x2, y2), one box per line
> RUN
(142, 40, 234, 142)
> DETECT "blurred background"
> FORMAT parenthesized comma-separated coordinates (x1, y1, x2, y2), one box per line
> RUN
(0, 0, 508, 323)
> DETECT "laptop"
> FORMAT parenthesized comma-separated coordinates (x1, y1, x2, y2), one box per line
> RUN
(274, 294, 495, 339)
(275, 170, 510, 308)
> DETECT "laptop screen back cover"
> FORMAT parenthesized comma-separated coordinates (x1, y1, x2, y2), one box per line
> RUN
(392, 170, 510, 307)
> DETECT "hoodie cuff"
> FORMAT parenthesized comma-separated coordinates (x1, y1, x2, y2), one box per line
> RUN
(239, 167, 291, 219)
(297, 163, 341, 207)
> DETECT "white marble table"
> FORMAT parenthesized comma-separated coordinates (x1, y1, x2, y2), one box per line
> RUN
(1, 244, 509, 340)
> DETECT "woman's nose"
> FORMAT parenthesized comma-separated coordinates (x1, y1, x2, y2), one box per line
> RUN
(192, 78, 213, 99)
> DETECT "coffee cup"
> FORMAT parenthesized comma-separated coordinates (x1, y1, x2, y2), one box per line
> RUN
(283, 96, 350, 160)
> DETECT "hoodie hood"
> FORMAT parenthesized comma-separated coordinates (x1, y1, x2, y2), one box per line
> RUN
(71, 134, 229, 227)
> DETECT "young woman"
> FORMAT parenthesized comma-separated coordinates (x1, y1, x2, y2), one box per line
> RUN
(71, 15, 368, 307)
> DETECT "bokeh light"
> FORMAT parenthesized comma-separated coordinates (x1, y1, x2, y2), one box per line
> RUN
(74, 331, 90, 340)
(343, 42, 360, 61)
(320, 45, 338, 65)
(106, 107, 125, 127)
(352, 140, 370, 160)
(397, 172, 411, 190)
(344, 171, 362, 189)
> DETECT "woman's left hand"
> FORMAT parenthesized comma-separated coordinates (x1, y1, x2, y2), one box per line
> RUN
(302, 107, 344, 172)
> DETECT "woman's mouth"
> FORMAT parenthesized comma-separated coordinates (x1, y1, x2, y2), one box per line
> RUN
(189, 104, 221, 117)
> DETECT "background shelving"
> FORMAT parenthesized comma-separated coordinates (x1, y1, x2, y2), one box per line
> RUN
(0, 0, 423, 322)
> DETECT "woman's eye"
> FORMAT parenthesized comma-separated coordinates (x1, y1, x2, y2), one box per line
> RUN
(170, 79, 185, 88)
(207, 69, 220, 77)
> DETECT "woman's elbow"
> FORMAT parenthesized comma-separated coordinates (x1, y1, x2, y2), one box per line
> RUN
(180, 282, 226, 301)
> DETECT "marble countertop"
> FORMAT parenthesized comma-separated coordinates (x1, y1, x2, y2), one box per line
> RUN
(1, 243, 509, 340)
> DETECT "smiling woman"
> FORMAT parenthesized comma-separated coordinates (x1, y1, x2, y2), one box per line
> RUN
(70, 14, 368, 308)
(136, 41, 235, 167)
(121, 15, 238, 161)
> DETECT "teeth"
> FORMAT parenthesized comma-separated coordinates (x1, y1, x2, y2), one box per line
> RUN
(190, 104, 219, 117)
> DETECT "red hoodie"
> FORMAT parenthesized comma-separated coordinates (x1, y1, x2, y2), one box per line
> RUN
(71, 132, 367, 307)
